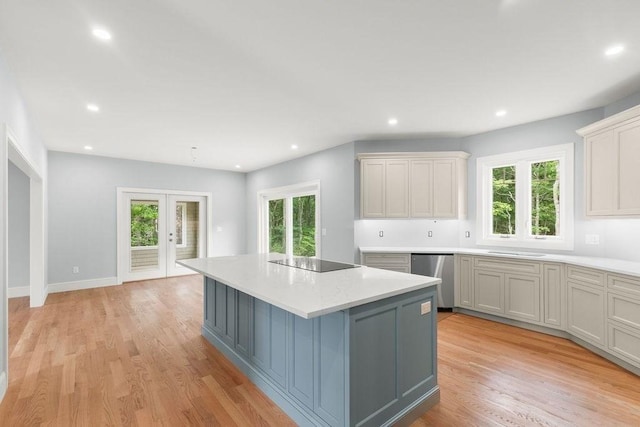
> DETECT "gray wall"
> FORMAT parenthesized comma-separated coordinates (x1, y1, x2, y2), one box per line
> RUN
(8, 161, 29, 288)
(245, 143, 355, 263)
(48, 152, 246, 284)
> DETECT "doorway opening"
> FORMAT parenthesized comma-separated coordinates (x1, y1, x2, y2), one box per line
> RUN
(117, 188, 211, 283)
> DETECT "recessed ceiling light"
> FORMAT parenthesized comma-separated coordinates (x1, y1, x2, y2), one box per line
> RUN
(92, 28, 112, 41)
(84, 145, 93, 151)
(388, 117, 398, 126)
(87, 103, 100, 112)
(495, 110, 507, 117)
(291, 144, 298, 150)
(605, 45, 625, 56)
(235, 164, 241, 169)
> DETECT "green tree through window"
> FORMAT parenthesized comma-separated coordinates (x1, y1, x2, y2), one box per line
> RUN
(492, 165, 516, 235)
(131, 202, 159, 246)
(531, 160, 559, 236)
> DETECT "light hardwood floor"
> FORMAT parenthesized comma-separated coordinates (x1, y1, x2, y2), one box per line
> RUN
(1, 276, 639, 426)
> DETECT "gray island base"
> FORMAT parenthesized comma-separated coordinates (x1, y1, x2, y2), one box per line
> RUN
(179, 255, 440, 427)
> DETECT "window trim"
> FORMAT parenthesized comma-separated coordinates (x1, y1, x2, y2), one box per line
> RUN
(257, 180, 321, 257)
(476, 143, 574, 250)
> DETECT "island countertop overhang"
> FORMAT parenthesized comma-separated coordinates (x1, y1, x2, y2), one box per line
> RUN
(178, 253, 440, 319)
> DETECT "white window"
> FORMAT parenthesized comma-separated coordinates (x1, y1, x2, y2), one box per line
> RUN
(477, 143, 574, 250)
(258, 181, 321, 258)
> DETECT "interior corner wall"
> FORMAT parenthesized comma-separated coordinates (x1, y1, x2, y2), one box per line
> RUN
(8, 161, 29, 289)
(0, 49, 48, 399)
(47, 152, 246, 285)
(245, 142, 355, 263)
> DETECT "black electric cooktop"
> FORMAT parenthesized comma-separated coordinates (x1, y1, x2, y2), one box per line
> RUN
(269, 257, 360, 273)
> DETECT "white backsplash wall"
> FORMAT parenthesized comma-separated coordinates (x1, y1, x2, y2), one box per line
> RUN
(355, 219, 463, 248)
(356, 218, 640, 263)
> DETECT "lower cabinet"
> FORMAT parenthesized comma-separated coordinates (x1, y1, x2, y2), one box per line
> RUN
(505, 273, 541, 323)
(456, 255, 640, 373)
(607, 279, 640, 367)
(543, 264, 565, 328)
(361, 252, 411, 272)
(567, 280, 606, 348)
(455, 255, 473, 308)
(473, 269, 505, 314)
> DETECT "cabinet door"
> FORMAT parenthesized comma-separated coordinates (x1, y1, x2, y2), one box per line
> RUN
(585, 130, 616, 215)
(410, 160, 433, 217)
(505, 273, 541, 322)
(473, 269, 504, 314)
(361, 159, 386, 218)
(455, 255, 473, 308)
(385, 160, 410, 218)
(567, 281, 606, 348)
(616, 120, 640, 214)
(543, 263, 564, 328)
(433, 159, 457, 218)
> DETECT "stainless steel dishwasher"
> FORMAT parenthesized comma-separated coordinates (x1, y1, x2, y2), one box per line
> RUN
(411, 254, 454, 310)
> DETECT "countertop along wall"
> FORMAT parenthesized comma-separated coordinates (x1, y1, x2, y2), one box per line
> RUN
(47, 152, 247, 285)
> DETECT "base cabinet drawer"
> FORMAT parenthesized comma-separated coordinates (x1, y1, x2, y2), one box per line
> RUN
(608, 322, 640, 367)
(608, 293, 640, 329)
(567, 281, 606, 348)
(362, 253, 411, 273)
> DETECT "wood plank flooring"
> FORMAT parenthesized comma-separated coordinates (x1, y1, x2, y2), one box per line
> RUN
(1, 276, 639, 426)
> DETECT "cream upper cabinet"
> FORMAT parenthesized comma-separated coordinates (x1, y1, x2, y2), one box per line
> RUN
(577, 104, 640, 216)
(410, 160, 433, 217)
(385, 160, 410, 217)
(358, 152, 469, 219)
(361, 159, 386, 218)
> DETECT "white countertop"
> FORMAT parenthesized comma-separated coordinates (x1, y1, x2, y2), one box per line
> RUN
(359, 246, 640, 277)
(178, 254, 440, 319)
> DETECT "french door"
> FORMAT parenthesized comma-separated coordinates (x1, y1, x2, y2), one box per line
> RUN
(119, 191, 207, 282)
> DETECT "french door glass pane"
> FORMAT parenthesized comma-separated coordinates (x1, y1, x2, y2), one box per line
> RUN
(130, 200, 159, 271)
(269, 199, 285, 254)
(530, 160, 559, 236)
(175, 201, 199, 261)
(492, 165, 516, 235)
(293, 195, 316, 257)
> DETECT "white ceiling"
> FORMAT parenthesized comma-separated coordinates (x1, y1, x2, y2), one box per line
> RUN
(1, 0, 640, 171)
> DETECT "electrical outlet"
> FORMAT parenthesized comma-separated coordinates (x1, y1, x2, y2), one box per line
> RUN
(465, 231, 471, 238)
(378, 230, 384, 238)
(585, 234, 600, 245)
(322, 228, 327, 236)
(421, 301, 432, 315)
(427, 230, 433, 238)
(72, 266, 79, 274)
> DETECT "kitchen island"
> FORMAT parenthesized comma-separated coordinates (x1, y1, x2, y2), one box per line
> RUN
(179, 254, 441, 427)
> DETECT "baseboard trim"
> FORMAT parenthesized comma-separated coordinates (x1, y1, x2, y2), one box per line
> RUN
(8, 286, 30, 298)
(48, 277, 119, 294)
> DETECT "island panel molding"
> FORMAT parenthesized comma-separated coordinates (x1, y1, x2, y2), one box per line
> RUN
(180, 254, 441, 426)
(202, 277, 439, 427)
